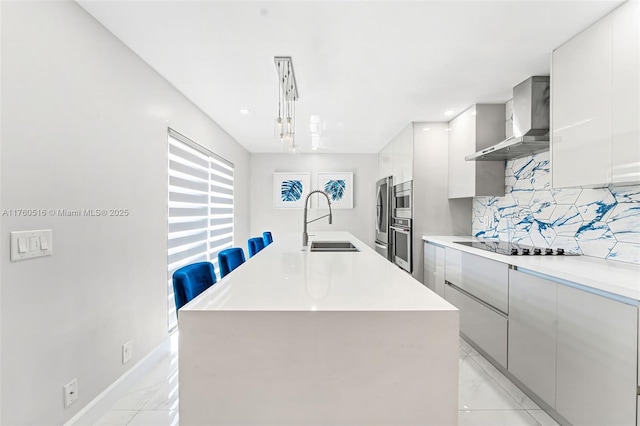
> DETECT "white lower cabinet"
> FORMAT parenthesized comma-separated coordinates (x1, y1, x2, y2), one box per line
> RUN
(443, 248, 640, 425)
(460, 252, 508, 314)
(444, 283, 508, 368)
(508, 270, 557, 408)
(424, 242, 445, 297)
(556, 284, 637, 426)
(444, 247, 462, 286)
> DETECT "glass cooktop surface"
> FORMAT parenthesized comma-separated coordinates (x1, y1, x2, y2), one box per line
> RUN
(454, 240, 580, 256)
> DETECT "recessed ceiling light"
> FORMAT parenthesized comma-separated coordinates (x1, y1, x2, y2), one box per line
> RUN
(444, 110, 454, 116)
(423, 127, 430, 131)
(239, 108, 251, 115)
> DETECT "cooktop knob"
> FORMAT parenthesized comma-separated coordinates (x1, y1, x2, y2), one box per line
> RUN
(521, 248, 530, 255)
(533, 248, 542, 255)
(545, 248, 553, 255)
(510, 248, 519, 255)
(556, 248, 565, 255)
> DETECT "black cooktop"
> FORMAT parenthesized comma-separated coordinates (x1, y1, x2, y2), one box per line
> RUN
(454, 241, 580, 256)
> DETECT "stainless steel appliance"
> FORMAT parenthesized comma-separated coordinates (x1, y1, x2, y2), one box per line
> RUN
(393, 181, 412, 219)
(466, 76, 550, 161)
(391, 217, 412, 273)
(390, 181, 413, 273)
(374, 176, 392, 259)
(454, 240, 580, 256)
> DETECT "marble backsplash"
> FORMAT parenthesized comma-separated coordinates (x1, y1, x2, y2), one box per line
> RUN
(472, 151, 640, 264)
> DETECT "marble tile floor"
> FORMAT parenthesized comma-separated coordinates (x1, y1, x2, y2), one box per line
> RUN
(93, 334, 560, 426)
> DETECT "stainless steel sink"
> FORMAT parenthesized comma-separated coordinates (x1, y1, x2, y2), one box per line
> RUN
(309, 241, 359, 252)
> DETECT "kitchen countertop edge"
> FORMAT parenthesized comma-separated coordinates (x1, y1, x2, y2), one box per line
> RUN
(423, 235, 640, 302)
(178, 232, 458, 312)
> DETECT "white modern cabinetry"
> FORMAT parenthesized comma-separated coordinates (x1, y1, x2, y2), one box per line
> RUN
(552, 14, 612, 188)
(556, 284, 638, 426)
(423, 242, 445, 297)
(459, 252, 508, 313)
(393, 124, 413, 185)
(612, 0, 640, 185)
(444, 247, 462, 285)
(509, 268, 638, 424)
(378, 124, 413, 183)
(552, 0, 640, 188)
(378, 142, 393, 180)
(508, 269, 557, 409)
(444, 284, 508, 368)
(443, 247, 508, 368)
(448, 104, 505, 198)
(440, 244, 640, 424)
(384, 125, 472, 284)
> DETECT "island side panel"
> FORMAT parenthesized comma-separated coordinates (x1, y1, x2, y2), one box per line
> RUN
(179, 310, 459, 426)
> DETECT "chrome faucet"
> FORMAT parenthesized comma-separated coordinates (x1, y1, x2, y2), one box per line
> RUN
(302, 190, 333, 247)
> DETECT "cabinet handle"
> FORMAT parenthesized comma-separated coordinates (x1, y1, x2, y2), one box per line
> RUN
(481, 146, 496, 154)
(445, 281, 508, 318)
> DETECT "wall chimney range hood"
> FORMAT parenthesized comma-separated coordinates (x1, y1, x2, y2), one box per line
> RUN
(466, 76, 550, 161)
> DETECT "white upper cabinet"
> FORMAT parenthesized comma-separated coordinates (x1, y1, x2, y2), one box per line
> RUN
(448, 104, 505, 198)
(552, 14, 612, 188)
(377, 123, 413, 184)
(378, 141, 393, 180)
(552, 0, 640, 188)
(393, 124, 414, 185)
(612, 0, 640, 185)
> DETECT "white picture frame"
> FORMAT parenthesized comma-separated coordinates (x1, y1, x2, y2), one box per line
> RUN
(316, 172, 354, 209)
(273, 172, 311, 209)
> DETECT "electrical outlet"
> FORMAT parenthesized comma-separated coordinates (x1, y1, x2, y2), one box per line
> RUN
(122, 340, 133, 364)
(63, 378, 78, 408)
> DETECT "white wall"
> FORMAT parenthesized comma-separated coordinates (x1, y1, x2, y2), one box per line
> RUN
(0, 2, 249, 424)
(250, 154, 378, 247)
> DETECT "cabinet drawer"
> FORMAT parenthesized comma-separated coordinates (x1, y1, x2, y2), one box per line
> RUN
(460, 253, 509, 313)
(445, 247, 462, 286)
(445, 283, 508, 368)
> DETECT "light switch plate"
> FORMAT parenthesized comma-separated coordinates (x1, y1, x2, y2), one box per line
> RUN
(10, 229, 52, 261)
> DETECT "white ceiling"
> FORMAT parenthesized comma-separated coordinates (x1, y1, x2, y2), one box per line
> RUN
(77, 0, 623, 153)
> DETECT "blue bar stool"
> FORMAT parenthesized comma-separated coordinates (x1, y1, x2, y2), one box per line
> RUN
(248, 237, 266, 258)
(263, 231, 273, 246)
(172, 262, 217, 313)
(218, 247, 246, 278)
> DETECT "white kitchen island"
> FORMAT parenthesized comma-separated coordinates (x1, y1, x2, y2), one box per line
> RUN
(178, 232, 459, 426)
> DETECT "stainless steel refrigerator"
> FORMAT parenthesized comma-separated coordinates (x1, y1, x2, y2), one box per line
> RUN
(374, 176, 393, 259)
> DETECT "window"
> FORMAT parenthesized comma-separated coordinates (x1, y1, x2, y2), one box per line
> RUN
(167, 129, 234, 330)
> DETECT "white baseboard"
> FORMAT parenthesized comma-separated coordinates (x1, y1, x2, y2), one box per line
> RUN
(63, 335, 172, 426)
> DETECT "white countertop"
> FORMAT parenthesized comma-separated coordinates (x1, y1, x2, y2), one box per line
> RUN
(423, 235, 640, 302)
(182, 232, 456, 312)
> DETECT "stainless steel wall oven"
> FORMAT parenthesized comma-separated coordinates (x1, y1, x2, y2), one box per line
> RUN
(391, 181, 412, 273)
(391, 217, 412, 273)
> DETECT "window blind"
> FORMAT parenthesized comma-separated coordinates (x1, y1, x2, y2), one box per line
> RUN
(167, 130, 234, 330)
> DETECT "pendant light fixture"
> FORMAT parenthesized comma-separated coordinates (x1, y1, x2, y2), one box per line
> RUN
(274, 56, 299, 153)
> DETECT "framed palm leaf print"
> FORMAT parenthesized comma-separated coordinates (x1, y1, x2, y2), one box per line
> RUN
(273, 172, 310, 208)
(316, 172, 353, 209)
